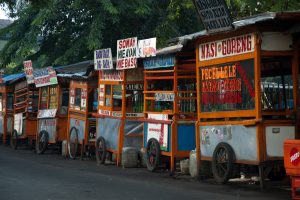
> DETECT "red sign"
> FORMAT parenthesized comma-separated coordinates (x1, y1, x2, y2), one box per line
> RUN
(290, 148, 300, 166)
(199, 34, 254, 61)
(116, 37, 138, 70)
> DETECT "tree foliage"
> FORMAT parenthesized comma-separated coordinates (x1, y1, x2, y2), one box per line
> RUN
(0, 0, 201, 73)
(0, 0, 299, 74)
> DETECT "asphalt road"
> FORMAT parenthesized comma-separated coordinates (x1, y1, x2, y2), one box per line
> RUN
(0, 145, 291, 200)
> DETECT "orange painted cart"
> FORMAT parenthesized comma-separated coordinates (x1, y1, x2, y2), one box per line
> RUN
(35, 68, 69, 154)
(143, 48, 197, 173)
(195, 12, 300, 187)
(95, 66, 145, 166)
(64, 61, 98, 159)
(0, 74, 20, 145)
(11, 76, 38, 149)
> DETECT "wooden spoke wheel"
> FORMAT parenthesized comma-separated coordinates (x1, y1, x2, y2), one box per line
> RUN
(10, 129, 18, 150)
(96, 137, 106, 165)
(212, 142, 235, 184)
(146, 138, 161, 172)
(68, 127, 79, 159)
(36, 130, 49, 154)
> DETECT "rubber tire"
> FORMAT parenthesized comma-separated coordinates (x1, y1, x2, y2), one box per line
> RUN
(96, 137, 107, 165)
(36, 130, 49, 154)
(268, 166, 286, 181)
(212, 142, 235, 184)
(10, 129, 18, 150)
(146, 138, 161, 172)
(68, 127, 79, 159)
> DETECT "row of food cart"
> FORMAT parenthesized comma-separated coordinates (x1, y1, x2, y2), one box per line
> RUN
(0, 12, 299, 190)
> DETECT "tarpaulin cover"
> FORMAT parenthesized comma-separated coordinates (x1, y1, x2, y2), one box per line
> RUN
(123, 119, 143, 149)
(38, 119, 57, 143)
(97, 118, 121, 151)
(69, 118, 86, 141)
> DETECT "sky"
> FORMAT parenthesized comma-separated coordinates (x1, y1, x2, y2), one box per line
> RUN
(0, 6, 10, 19)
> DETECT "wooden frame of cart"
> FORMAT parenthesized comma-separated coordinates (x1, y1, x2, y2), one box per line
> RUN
(195, 12, 300, 186)
(11, 75, 39, 149)
(95, 65, 145, 166)
(0, 74, 19, 145)
(66, 61, 99, 159)
(143, 49, 197, 173)
(35, 67, 69, 154)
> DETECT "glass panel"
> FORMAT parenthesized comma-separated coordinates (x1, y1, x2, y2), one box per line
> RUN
(200, 59, 255, 112)
(261, 57, 293, 110)
(125, 83, 144, 112)
(105, 85, 111, 107)
(88, 88, 98, 112)
(113, 85, 122, 110)
(7, 93, 13, 110)
(60, 88, 69, 114)
(74, 88, 82, 110)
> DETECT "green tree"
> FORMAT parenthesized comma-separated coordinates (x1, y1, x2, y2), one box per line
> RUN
(0, 0, 201, 73)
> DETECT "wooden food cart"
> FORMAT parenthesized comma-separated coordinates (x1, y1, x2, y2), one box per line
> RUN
(35, 67, 69, 154)
(143, 47, 197, 173)
(11, 75, 39, 149)
(195, 12, 300, 187)
(0, 74, 21, 145)
(63, 61, 98, 159)
(95, 41, 145, 166)
(95, 67, 145, 165)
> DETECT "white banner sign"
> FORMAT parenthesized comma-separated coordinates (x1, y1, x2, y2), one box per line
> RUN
(138, 38, 156, 58)
(147, 114, 168, 151)
(14, 113, 23, 135)
(99, 70, 124, 81)
(94, 48, 113, 70)
(37, 109, 57, 119)
(155, 93, 175, 102)
(117, 37, 138, 70)
(199, 33, 255, 61)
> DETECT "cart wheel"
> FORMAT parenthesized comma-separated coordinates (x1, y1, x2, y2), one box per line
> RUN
(212, 142, 235, 184)
(96, 137, 106, 165)
(146, 138, 161, 172)
(268, 165, 286, 181)
(68, 127, 79, 159)
(36, 130, 49, 154)
(10, 129, 18, 150)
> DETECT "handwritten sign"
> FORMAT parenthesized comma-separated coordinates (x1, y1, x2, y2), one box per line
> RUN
(99, 84, 105, 106)
(99, 70, 124, 81)
(199, 33, 255, 61)
(23, 60, 34, 84)
(37, 109, 57, 118)
(193, 0, 233, 33)
(94, 48, 113, 70)
(33, 67, 58, 87)
(155, 93, 175, 102)
(200, 59, 255, 112)
(143, 55, 175, 69)
(99, 109, 111, 116)
(117, 37, 137, 70)
(138, 38, 156, 57)
(81, 88, 87, 110)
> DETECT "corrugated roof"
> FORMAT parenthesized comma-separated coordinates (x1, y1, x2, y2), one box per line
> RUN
(160, 11, 299, 55)
(55, 60, 94, 75)
(3, 73, 25, 84)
